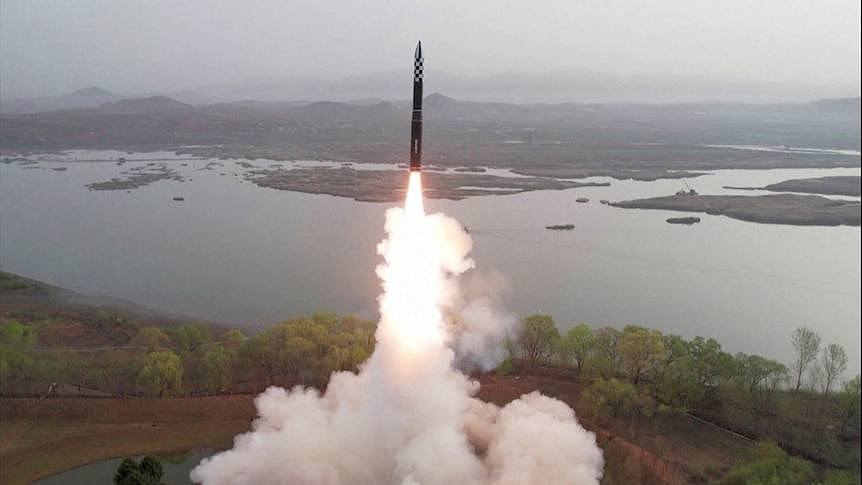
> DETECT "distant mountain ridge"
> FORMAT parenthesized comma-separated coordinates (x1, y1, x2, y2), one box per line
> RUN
(98, 96, 191, 113)
(4, 68, 859, 114)
(2, 90, 858, 161)
(178, 69, 860, 105)
(2, 85, 858, 128)
(1, 87, 119, 114)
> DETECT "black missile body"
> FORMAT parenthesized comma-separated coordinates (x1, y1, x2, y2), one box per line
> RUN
(409, 42, 423, 172)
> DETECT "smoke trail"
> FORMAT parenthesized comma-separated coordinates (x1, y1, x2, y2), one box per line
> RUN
(191, 172, 603, 484)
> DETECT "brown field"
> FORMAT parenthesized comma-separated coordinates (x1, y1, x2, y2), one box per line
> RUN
(0, 395, 255, 484)
(1, 373, 751, 484)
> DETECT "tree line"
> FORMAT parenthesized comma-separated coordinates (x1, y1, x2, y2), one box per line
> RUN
(1, 312, 376, 397)
(512, 314, 860, 480)
(1, 309, 859, 480)
(516, 315, 855, 410)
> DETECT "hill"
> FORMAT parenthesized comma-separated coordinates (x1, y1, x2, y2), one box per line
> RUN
(1, 94, 858, 178)
(98, 96, 191, 114)
(1, 87, 119, 114)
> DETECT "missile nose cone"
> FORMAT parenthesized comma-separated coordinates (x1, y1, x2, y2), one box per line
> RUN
(415, 41, 423, 60)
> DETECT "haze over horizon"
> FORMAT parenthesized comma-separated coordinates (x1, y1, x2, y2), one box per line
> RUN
(2, 0, 860, 103)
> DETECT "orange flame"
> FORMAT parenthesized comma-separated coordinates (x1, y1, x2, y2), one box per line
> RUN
(405, 171, 424, 216)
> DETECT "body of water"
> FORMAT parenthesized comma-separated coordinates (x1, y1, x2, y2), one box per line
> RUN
(37, 449, 212, 485)
(1, 151, 859, 371)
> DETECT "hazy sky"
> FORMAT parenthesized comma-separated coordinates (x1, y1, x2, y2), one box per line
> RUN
(2, 0, 860, 98)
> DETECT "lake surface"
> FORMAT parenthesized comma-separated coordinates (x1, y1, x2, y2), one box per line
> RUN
(1, 150, 860, 372)
(37, 449, 212, 485)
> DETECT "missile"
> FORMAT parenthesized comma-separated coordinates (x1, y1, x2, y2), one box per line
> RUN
(409, 41, 423, 172)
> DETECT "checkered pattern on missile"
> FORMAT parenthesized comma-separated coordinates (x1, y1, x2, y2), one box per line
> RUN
(414, 57, 423, 81)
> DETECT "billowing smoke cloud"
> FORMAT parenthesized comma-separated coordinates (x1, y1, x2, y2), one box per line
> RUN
(447, 270, 518, 371)
(191, 175, 603, 484)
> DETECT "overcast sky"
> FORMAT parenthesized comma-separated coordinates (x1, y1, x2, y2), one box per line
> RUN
(1, 0, 860, 99)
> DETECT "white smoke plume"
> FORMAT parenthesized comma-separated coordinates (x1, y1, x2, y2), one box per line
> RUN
(447, 270, 518, 371)
(191, 174, 603, 484)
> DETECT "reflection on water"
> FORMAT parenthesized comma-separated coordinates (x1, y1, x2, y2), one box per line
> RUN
(1, 152, 859, 372)
(38, 449, 214, 485)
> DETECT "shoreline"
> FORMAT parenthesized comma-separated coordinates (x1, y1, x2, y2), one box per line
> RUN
(722, 175, 861, 197)
(611, 193, 861, 226)
(4, 141, 861, 183)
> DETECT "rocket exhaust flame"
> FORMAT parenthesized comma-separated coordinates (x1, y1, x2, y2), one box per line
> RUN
(405, 171, 424, 216)
(380, 172, 441, 354)
(191, 45, 603, 485)
(191, 169, 604, 485)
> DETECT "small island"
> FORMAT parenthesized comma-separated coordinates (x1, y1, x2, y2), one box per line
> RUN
(724, 175, 861, 197)
(86, 165, 183, 191)
(545, 224, 575, 230)
(612, 193, 860, 226)
(666, 216, 701, 225)
(245, 167, 610, 202)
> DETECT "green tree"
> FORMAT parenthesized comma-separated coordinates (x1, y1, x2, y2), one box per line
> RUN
(618, 325, 665, 385)
(198, 344, 233, 393)
(580, 378, 640, 422)
(138, 456, 164, 483)
(220, 329, 246, 355)
(114, 456, 163, 485)
(280, 336, 316, 384)
(718, 442, 815, 485)
(271, 318, 330, 384)
(651, 335, 699, 409)
(689, 337, 734, 390)
(130, 326, 170, 351)
(170, 324, 212, 353)
(138, 351, 183, 397)
(310, 312, 341, 329)
(241, 317, 344, 387)
(733, 353, 786, 393)
(115, 458, 141, 485)
(580, 378, 656, 434)
(733, 353, 787, 414)
(560, 324, 594, 373)
(791, 327, 821, 391)
(517, 314, 560, 371)
(244, 333, 279, 385)
(95, 353, 142, 395)
(821, 343, 848, 395)
(838, 375, 860, 435)
(592, 327, 623, 378)
(0, 319, 36, 380)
